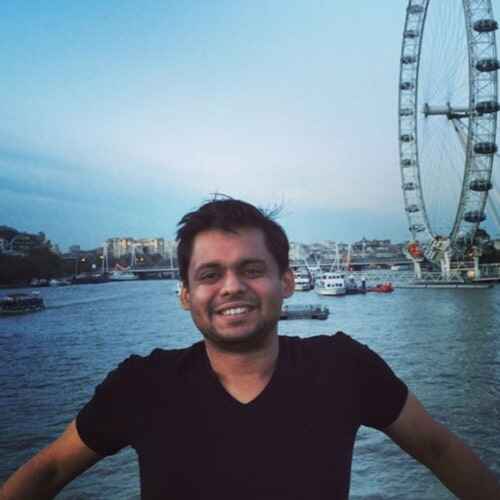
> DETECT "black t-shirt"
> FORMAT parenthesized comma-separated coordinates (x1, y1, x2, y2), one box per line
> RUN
(76, 333, 408, 499)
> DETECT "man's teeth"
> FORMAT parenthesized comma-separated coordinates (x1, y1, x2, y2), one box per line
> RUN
(221, 307, 249, 316)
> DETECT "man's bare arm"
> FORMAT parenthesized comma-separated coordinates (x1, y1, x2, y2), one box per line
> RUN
(384, 392, 500, 499)
(1, 420, 101, 500)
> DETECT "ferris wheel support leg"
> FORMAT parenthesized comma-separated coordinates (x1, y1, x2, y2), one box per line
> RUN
(474, 256, 481, 280)
(413, 260, 423, 280)
(440, 252, 451, 281)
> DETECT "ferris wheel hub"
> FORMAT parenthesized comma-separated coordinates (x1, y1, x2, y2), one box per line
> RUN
(423, 103, 470, 119)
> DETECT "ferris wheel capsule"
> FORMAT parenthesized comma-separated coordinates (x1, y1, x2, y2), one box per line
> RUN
(473, 19, 498, 32)
(469, 179, 493, 192)
(473, 142, 497, 155)
(475, 100, 500, 114)
(476, 58, 500, 72)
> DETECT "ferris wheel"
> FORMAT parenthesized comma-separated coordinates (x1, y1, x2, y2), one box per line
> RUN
(399, 0, 498, 261)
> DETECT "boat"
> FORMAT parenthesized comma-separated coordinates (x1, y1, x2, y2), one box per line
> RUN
(280, 304, 329, 320)
(314, 271, 347, 296)
(49, 278, 71, 286)
(71, 273, 110, 285)
(0, 292, 45, 316)
(366, 282, 394, 293)
(345, 275, 367, 295)
(29, 278, 49, 287)
(314, 244, 347, 296)
(293, 269, 314, 291)
(109, 270, 139, 281)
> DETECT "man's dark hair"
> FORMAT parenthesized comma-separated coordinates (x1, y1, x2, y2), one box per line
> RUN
(176, 196, 289, 284)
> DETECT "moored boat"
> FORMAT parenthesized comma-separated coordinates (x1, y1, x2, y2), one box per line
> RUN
(345, 275, 367, 295)
(0, 292, 45, 316)
(109, 271, 139, 282)
(366, 282, 394, 293)
(293, 270, 314, 291)
(72, 273, 110, 285)
(315, 272, 347, 296)
(49, 278, 71, 286)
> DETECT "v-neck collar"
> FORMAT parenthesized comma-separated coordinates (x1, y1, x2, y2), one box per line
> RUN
(201, 336, 284, 409)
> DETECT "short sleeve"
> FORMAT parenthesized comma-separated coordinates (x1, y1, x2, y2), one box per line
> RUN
(76, 354, 145, 456)
(345, 336, 408, 430)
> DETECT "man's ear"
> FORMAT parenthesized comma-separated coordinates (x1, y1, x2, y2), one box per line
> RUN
(179, 283, 191, 310)
(282, 269, 295, 298)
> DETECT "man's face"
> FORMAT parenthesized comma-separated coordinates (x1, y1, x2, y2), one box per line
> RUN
(180, 227, 294, 351)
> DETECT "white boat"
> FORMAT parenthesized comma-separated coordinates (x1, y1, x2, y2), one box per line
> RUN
(109, 271, 138, 281)
(314, 243, 347, 296)
(49, 278, 71, 286)
(315, 272, 347, 296)
(293, 270, 313, 291)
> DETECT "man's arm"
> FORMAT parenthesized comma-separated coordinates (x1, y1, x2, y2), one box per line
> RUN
(384, 391, 500, 499)
(1, 419, 101, 500)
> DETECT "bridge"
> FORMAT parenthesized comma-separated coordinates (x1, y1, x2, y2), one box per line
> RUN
(129, 258, 413, 278)
(129, 266, 179, 279)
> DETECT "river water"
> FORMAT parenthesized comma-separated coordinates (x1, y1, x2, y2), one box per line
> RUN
(1, 280, 499, 499)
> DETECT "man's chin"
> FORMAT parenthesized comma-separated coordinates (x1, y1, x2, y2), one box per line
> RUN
(202, 325, 276, 353)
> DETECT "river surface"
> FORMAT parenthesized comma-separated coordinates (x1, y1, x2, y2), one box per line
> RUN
(1, 280, 499, 499)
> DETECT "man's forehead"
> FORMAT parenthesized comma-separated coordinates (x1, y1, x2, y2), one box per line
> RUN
(189, 227, 270, 265)
(193, 227, 264, 245)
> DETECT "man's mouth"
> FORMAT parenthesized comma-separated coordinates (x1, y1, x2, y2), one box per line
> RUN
(214, 303, 256, 317)
(220, 306, 251, 316)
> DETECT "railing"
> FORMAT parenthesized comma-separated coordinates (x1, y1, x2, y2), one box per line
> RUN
(343, 263, 500, 286)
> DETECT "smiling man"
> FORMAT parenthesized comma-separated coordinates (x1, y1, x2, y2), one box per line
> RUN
(181, 226, 292, 351)
(2, 197, 500, 500)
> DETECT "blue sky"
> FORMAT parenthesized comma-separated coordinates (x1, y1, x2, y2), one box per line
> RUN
(2, 1, 500, 250)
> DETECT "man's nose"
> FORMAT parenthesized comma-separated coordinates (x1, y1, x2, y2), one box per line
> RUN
(220, 270, 246, 295)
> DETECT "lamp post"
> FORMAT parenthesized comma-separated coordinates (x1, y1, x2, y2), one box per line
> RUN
(74, 257, 86, 276)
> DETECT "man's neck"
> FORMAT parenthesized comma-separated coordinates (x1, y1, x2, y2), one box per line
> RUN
(204, 334, 279, 403)
(205, 333, 279, 378)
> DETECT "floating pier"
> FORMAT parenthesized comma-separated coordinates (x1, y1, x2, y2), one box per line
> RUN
(280, 304, 329, 320)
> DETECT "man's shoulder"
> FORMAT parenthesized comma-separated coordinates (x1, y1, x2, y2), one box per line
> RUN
(113, 341, 205, 380)
(281, 331, 362, 351)
(279, 332, 369, 371)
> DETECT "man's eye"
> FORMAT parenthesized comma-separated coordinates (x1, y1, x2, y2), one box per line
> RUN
(244, 267, 264, 277)
(199, 271, 219, 281)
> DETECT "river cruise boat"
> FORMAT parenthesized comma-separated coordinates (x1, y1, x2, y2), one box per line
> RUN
(109, 270, 139, 281)
(0, 292, 45, 316)
(293, 269, 314, 291)
(314, 272, 347, 296)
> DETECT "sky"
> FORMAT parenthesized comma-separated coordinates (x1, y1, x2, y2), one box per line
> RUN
(2, 0, 500, 251)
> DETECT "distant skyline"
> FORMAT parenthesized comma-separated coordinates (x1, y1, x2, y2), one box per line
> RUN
(2, 1, 500, 251)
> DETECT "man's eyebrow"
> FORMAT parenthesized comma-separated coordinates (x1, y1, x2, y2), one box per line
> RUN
(193, 262, 221, 273)
(193, 258, 266, 272)
(239, 258, 267, 267)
